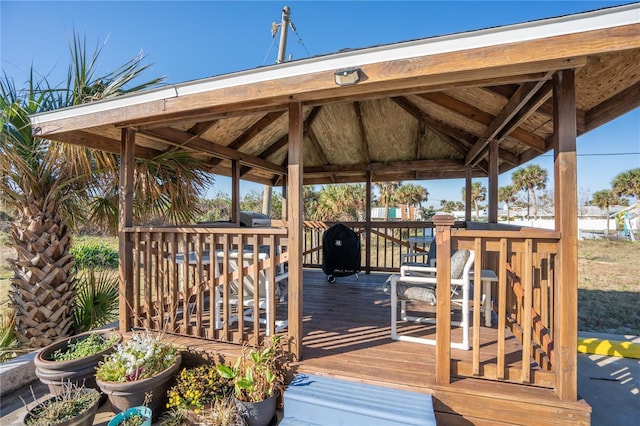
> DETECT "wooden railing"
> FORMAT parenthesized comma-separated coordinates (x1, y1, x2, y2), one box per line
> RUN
(303, 220, 438, 272)
(123, 226, 288, 346)
(442, 220, 560, 389)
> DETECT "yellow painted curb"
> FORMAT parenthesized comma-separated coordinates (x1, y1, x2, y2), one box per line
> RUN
(577, 337, 640, 359)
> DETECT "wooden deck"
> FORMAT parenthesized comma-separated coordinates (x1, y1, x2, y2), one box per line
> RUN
(159, 269, 590, 425)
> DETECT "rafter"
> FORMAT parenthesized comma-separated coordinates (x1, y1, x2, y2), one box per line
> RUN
(140, 127, 285, 175)
(418, 92, 546, 152)
(466, 73, 554, 166)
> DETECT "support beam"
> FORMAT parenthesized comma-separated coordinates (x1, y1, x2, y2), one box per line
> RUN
(287, 102, 304, 360)
(552, 69, 578, 402)
(118, 128, 135, 333)
(465, 167, 472, 222)
(488, 139, 499, 223)
(434, 214, 455, 384)
(365, 170, 372, 274)
(231, 160, 240, 225)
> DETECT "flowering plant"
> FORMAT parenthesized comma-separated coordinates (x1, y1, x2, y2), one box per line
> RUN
(96, 332, 178, 382)
(166, 363, 232, 414)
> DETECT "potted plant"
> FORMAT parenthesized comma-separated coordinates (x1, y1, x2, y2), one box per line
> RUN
(34, 329, 122, 395)
(23, 382, 101, 426)
(217, 336, 288, 426)
(164, 362, 233, 424)
(95, 331, 182, 419)
(108, 406, 152, 426)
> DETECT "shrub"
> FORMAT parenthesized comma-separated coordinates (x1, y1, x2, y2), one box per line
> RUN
(71, 244, 119, 270)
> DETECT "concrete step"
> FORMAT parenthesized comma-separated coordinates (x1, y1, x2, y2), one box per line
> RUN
(280, 374, 435, 426)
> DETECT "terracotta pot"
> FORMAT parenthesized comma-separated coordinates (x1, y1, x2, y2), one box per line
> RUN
(34, 329, 123, 395)
(236, 393, 278, 426)
(23, 388, 101, 426)
(96, 353, 182, 419)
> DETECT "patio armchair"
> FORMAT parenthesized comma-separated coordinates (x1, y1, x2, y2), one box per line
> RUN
(390, 249, 475, 350)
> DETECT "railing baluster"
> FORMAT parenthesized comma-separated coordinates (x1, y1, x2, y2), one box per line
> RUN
(472, 237, 482, 376)
(521, 238, 533, 383)
(497, 238, 508, 380)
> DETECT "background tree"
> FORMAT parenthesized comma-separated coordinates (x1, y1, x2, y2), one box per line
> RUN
(439, 200, 464, 213)
(395, 183, 429, 208)
(511, 164, 548, 219)
(612, 168, 640, 232)
(198, 192, 232, 222)
(0, 34, 212, 347)
(591, 190, 623, 235)
(375, 181, 399, 219)
(314, 184, 366, 221)
(303, 185, 319, 220)
(498, 185, 517, 222)
(462, 182, 487, 220)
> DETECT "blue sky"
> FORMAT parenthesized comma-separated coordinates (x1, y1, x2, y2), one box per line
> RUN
(2, 1, 639, 207)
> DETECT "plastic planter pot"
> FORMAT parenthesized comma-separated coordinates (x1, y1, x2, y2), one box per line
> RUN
(107, 406, 152, 426)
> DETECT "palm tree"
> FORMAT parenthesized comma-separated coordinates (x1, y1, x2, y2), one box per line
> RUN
(395, 183, 429, 208)
(0, 34, 212, 347)
(314, 184, 366, 221)
(498, 185, 518, 222)
(511, 164, 548, 219)
(462, 182, 487, 220)
(612, 168, 640, 232)
(375, 181, 399, 219)
(591, 190, 622, 235)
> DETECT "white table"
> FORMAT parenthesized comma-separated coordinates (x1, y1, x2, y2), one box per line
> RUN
(470, 269, 497, 327)
(406, 236, 433, 253)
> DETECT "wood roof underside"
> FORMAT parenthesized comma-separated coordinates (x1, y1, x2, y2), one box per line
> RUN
(33, 11, 640, 187)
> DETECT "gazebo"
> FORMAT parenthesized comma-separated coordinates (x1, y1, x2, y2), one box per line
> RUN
(30, 4, 639, 424)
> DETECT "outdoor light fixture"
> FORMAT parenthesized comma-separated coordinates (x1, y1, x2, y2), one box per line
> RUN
(334, 67, 361, 86)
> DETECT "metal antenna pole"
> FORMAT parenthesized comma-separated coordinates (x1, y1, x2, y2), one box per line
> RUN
(263, 6, 291, 216)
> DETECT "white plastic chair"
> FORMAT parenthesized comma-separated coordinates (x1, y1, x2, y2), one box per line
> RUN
(390, 250, 475, 350)
(215, 250, 288, 335)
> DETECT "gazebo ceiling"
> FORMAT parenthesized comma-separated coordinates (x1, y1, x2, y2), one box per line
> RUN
(31, 4, 640, 187)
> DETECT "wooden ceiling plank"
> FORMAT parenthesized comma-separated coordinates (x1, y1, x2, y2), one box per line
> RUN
(353, 101, 371, 164)
(141, 127, 285, 174)
(585, 81, 640, 132)
(228, 111, 286, 151)
(391, 96, 472, 156)
(307, 127, 330, 165)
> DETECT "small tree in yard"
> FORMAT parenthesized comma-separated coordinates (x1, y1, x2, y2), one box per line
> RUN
(591, 190, 624, 235)
(612, 168, 640, 232)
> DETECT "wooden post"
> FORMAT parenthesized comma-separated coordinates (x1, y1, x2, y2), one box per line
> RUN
(231, 160, 240, 226)
(465, 167, 472, 221)
(552, 69, 578, 402)
(365, 170, 372, 274)
(287, 102, 304, 360)
(488, 139, 499, 223)
(433, 214, 455, 385)
(118, 128, 135, 333)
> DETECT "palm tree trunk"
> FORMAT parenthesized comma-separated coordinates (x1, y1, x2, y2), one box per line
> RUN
(9, 199, 76, 347)
(529, 187, 538, 219)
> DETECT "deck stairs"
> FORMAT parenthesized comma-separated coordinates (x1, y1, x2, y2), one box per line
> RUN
(280, 373, 436, 426)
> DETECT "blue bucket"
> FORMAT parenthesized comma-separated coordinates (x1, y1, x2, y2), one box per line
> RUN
(107, 406, 152, 426)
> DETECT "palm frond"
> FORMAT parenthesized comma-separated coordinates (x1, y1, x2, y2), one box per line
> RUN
(72, 269, 120, 332)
